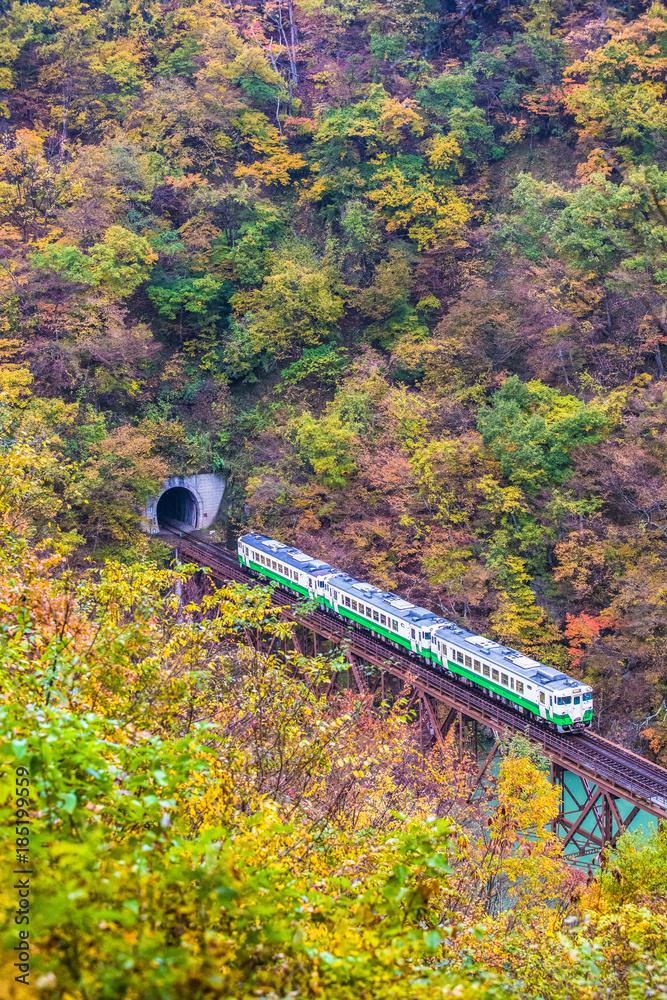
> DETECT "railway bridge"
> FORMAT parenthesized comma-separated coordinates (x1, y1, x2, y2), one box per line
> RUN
(161, 525, 667, 861)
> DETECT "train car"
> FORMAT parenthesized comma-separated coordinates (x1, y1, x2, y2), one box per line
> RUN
(321, 572, 445, 658)
(431, 621, 593, 732)
(238, 534, 334, 596)
(237, 531, 593, 732)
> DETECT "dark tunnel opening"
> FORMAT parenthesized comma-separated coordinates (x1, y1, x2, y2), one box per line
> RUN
(157, 487, 198, 528)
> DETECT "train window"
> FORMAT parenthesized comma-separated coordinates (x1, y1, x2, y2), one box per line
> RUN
(516, 681, 524, 694)
(423, 632, 430, 640)
(473, 659, 481, 672)
(540, 692, 545, 704)
(457, 651, 464, 664)
(501, 673, 508, 685)
(492, 669, 499, 681)
(411, 628, 416, 639)
(510, 677, 515, 689)
(392, 619, 398, 630)
(557, 696, 572, 706)
(272, 560, 277, 570)
(465, 655, 472, 667)
(345, 596, 351, 607)
(373, 610, 379, 621)
(583, 692, 592, 702)
(366, 606, 372, 616)
(574, 696, 581, 705)
(483, 663, 490, 677)
(380, 614, 386, 625)
(319, 581, 324, 588)
(351, 600, 357, 611)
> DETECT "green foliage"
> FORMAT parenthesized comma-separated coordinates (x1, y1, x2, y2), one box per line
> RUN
(478, 376, 608, 492)
(499, 729, 551, 774)
(232, 246, 345, 360)
(32, 226, 158, 296)
(148, 274, 224, 320)
(294, 410, 358, 488)
(279, 343, 349, 389)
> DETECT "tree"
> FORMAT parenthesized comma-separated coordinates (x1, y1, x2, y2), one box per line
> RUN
(0, 129, 75, 242)
(32, 226, 158, 298)
(294, 410, 358, 487)
(565, 4, 667, 158)
(477, 375, 607, 493)
(232, 247, 344, 360)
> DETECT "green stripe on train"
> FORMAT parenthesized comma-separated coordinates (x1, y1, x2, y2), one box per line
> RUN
(244, 559, 310, 597)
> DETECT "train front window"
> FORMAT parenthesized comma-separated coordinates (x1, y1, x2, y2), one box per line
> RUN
(573, 696, 581, 705)
(557, 696, 572, 706)
(583, 692, 593, 701)
(423, 632, 430, 640)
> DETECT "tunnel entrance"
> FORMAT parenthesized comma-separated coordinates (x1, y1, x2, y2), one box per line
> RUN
(157, 486, 198, 528)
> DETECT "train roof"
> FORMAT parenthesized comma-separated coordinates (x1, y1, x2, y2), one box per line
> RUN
(433, 620, 583, 689)
(240, 533, 335, 576)
(328, 573, 447, 628)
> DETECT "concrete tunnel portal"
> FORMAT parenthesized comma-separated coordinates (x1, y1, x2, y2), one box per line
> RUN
(156, 486, 199, 528)
(143, 474, 226, 534)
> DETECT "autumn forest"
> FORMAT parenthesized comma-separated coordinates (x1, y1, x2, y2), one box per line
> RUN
(2, 0, 667, 995)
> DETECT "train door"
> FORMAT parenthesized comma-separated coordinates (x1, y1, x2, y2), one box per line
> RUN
(538, 690, 547, 720)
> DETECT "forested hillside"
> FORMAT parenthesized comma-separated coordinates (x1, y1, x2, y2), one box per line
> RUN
(2, 0, 667, 752)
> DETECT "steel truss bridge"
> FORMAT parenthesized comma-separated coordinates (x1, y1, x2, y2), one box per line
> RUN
(162, 525, 667, 859)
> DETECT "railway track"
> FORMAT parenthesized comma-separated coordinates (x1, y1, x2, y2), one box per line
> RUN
(161, 523, 667, 821)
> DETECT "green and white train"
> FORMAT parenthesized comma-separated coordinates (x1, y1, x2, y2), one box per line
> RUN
(239, 532, 594, 732)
